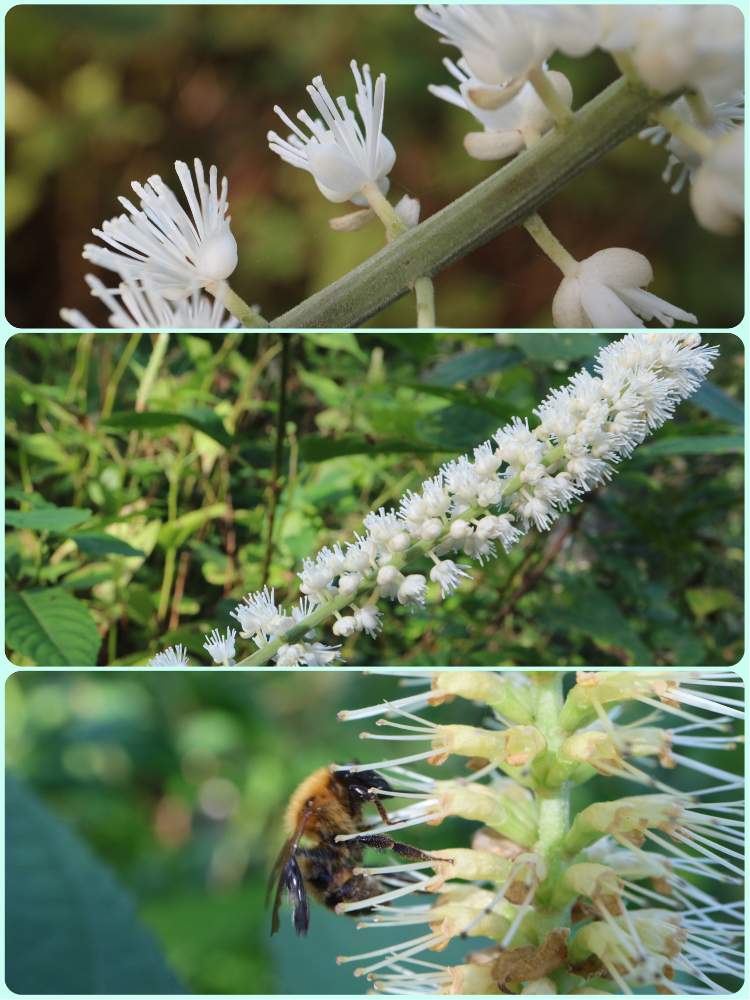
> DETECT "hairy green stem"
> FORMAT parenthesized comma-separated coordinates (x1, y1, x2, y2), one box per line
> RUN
(271, 77, 676, 328)
(212, 282, 269, 328)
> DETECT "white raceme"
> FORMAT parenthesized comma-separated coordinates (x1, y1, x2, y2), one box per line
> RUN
(268, 61, 396, 204)
(155, 333, 717, 667)
(551, 249, 698, 329)
(83, 158, 238, 300)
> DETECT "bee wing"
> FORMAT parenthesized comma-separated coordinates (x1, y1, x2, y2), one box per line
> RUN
(268, 800, 313, 936)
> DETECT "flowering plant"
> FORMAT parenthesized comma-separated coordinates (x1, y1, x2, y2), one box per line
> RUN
(148, 331, 722, 667)
(319, 668, 744, 995)
(54, 4, 743, 331)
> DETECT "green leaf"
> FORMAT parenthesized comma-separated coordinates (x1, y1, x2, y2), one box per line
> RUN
(637, 434, 744, 458)
(71, 533, 145, 557)
(5, 506, 92, 532)
(685, 587, 738, 621)
(416, 405, 500, 451)
(424, 347, 522, 385)
(692, 381, 744, 426)
(300, 435, 438, 462)
(397, 381, 516, 419)
(101, 410, 231, 448)
(311, 332, 367, 359)
(516, 332, 607, 361)
(158, 503, 228, 550)
(5, 588, 101, 666)
(5, 773, 184, 994)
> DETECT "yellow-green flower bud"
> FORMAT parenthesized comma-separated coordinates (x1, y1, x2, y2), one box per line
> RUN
(434, 780, 538, 846)
(432, 671, 535, 723)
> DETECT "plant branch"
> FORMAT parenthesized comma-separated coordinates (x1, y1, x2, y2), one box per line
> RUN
(271, 77, 676, 328)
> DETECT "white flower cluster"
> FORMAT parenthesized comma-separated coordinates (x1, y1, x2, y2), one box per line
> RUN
(331, 668, 744, 995)
(180, 332, 715, 667)
(422, 4, 744, 238)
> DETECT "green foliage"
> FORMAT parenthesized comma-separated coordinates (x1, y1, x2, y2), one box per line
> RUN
(5, 5, 744, 327)
(6, 588, 101, 666)
(4, 331, 743, 666)
(5, 771, 184, 994)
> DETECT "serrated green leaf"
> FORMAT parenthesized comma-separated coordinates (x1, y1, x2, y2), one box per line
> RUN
(6, 506, 92, 532)
(71, 533, 145, 557)
(5, 773, 184, 994)
(692, 381, 744, 426)
(516, 332, 607, 361)
(637, 434, 744, 458)
(101, 409, 231, 448)
(300, 435, 437, 462)
(415, 405, 499, 451)
(424, 347, 522, 385)
(397, 381, 516, 419)
(6, 588, 101, 665)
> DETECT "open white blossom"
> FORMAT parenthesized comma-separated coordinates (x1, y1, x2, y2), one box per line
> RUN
(598, 5, 744, 105)
(202, 628, 237, 665)
(690, 127, 744, 236)
(551, 249, 698, 329)
(268, 61, 395, 205)
(429, 57, 572, 159)
(221, 333, 716, 666)
(639, 95, 744, 195)
(148, 644, 190, 667)
(83, 158, 238, 300)
(60, 274, 239, 329)
(416, 4, 598, 91)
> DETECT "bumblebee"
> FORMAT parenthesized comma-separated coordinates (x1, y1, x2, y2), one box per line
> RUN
(269, 764, 430, 935)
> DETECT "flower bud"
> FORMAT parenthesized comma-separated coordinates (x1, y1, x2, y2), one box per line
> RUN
(397, 573, 427, 606)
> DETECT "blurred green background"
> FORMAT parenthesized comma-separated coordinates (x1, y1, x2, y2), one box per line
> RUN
(4, 331, 744, 667)
(5, 670, 743, 994)
(5, 4, 744, 328)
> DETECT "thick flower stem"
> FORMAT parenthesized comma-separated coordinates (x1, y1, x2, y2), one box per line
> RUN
(527, 65, 574, 129)
(650, 105, 715, 160)
(272, 77, 676, 328)
(523, 214, 578, 278)
(533, 672, 570, 886)
(213, 282, 269, 328)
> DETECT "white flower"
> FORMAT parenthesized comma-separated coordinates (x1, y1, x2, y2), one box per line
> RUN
(416, 4, 598, 87)
(83, 158, 238, 300)
(332, 615, 358, 637)
(600, 5, 744, 105)
(690, 127, 744, 236)
(203, 628, 237, 665)
(377, 565, 405, 598)
(430, 559, 471, 598)
(61, 273, 239, 329)
(231, 587, 291, 639)
(639, 95, 743, 195)
(353, 605, 382, 638)
(148, 644, 190, 667)
(551, 248, 698, 329)
(397, 574, 427, 606)
(430, 57, 572, 159)
(274, 642, 339, 666)
(268, 60, 395, 205)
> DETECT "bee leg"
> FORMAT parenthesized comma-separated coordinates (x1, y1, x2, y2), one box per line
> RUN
(354, 833, 432, 861)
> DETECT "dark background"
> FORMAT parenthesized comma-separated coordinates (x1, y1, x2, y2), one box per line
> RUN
(5, 4, 745, 328)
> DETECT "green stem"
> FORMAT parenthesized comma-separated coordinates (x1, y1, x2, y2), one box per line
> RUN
(651, 105, 715, 159)
(360, 181, 408, 241)
(413, 276, 436, 328)
(136, 332, 170, 412)
(261, 335, 292, 586)
(610, 51, 644, 89)
(272, 77, 677, 328)
(522, 213, 578, 277)
(236, 443, 566, 666)
(527, 64, 573, 129)
(533, 672, 569, 862)
(101, 333, 142, 419)
(211, 282, 269, 328)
